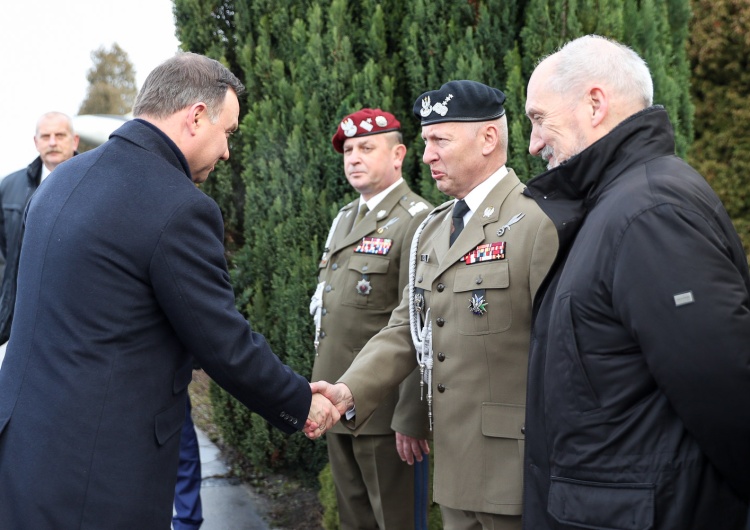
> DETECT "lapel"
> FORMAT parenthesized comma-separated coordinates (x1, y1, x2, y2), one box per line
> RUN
(434, 170, 523, 279)
(332, 181, 410, 254)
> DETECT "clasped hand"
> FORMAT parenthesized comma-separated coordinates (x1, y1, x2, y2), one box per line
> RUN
(303, 381, 354, 439)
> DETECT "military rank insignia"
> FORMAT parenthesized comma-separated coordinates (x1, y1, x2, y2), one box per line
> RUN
(355, 237, 392, 255)
(462, 242, 505, 264)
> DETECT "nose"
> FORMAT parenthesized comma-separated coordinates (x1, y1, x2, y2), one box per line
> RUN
(528, 126, 544, 156)
(422, 143, 437, 165)
(221, 145, 230, 161)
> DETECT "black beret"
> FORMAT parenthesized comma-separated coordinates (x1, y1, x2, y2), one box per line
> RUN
(413, 80, 506, 126)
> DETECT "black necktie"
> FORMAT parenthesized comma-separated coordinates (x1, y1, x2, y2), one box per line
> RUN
(450, 199, 470, 246)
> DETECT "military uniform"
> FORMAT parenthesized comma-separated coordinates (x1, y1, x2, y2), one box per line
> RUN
(312, 179, 432, 528)
(339, 169, 558, 519)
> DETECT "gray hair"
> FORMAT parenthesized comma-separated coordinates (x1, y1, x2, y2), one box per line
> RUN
(133, 52, 245, 122)
(546, 35, 653, 109)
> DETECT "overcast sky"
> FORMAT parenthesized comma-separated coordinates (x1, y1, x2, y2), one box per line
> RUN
(0, 0, 180, 177)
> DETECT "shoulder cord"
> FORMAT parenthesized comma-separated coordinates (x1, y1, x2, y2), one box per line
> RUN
(408, 210, 439, 430)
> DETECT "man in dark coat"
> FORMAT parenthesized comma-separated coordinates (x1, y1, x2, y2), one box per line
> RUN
(0, 112, 79, 346)
(0, 52, 337, 529)
(521, 35, 750, 529)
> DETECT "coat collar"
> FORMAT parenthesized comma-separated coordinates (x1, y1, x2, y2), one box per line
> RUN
(111, 119, 192, 180)
(433, 170, 523, 279)
(334, 180, 411, 250)
(524, 106, 677, 251)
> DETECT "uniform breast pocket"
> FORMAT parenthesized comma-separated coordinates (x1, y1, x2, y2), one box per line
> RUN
(341, 254, 392, 310)
(454, 262, 511, 335)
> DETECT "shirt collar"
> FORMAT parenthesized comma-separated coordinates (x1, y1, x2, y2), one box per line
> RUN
(460, 165, 508, 221)
(360, 178, 404, 211)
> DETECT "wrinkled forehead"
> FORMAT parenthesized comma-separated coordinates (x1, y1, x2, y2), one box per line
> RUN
(36, 117, 72, 137)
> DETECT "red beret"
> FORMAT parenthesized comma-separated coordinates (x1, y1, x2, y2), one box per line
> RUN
(331, 108, 401, 153)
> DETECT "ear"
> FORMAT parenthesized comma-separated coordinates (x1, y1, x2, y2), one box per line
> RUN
(392, 143, 407, 170)
(481, 123, 499, 156)
(588, 87, 609, 128)
(185, 102, 208, 136)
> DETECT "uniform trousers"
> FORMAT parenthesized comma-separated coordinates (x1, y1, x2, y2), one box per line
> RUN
(173, 397, 203, 530)
(327, 432, 414, 530)
(440, 506, 521, 530)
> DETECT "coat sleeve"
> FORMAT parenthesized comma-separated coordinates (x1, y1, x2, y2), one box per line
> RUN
(149, 195, 311, 434)
(391, 206, 432, 439)
(339, 282, 418, 434)
(612, 203, 750, 499)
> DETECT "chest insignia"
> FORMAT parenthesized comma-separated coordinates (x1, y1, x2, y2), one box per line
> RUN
(356, 278, 372, 296)
(462, 241, 505, 264)
(496, 212, 525, 236)
(376, 217, 400, 234)
(376, 209, 387, 220)
(482, 206, 495, 218)
(468, 293, 488, 316)
(355, 237, 393, 255)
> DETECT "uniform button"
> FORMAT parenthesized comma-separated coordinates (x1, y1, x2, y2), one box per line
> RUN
(332, 263, 338, 270)
(475, 276, 483, 285)
(417, 276, 423, 283)
(437, 384, 446, 393)
(437, 283, 445, 292)
(322, 308, 327, 315)
(320, 331, 326, 338)
(325, 285, 332, 292)
(437, 352, 445, 362)
(521, 425, 526, 435)
(362, 265, 369, 272)
(436, 317, 445, 327)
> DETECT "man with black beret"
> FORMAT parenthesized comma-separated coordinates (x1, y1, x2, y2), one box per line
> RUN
(310, 108, 433, 529)
(310, 81, 559, 529)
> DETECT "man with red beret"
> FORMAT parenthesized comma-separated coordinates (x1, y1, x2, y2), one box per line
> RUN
(310, 108, 433, 529)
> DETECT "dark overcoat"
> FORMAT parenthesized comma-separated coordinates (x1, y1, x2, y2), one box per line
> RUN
(0, 119, 311, 529)
(522, 107, 750, 529)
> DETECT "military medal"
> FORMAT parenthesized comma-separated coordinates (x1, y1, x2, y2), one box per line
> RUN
(355, 237, 393, 255)
(356, 278, 372, 295)
(462, 242, 505, 264)
(468, 293, 488, 315)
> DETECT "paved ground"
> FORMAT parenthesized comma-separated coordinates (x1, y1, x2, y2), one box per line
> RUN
(194, 427, 273, 530)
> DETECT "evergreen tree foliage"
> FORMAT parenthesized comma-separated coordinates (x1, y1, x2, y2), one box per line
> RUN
(688, 0, 750, 257)
(78, 44, 137, 116)
(172, 0, 695, 486)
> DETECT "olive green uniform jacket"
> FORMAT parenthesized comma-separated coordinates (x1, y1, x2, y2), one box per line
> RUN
(312, 180, 432, 437)
(339, 170, 558, 515)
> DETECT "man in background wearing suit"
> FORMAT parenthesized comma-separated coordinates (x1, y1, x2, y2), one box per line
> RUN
(311, 108, 432, 529)
(310, 80, 558, 529)
(0, 52, 336, 529)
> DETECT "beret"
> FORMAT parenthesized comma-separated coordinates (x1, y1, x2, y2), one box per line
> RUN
(413, 80, 506, 126)
(332, 108, 401, 153)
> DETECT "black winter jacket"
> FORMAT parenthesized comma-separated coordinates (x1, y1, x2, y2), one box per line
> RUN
(523, 106, 750, 529)
(0, 157, 43, 342)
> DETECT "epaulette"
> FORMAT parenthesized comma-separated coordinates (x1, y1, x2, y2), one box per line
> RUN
(398, 194, 430, 217)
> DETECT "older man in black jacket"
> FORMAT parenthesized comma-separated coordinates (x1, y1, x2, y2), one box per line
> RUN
(0, 112, 78, 348)
(0, 53, 337, 529)
(521, 35, 750, 529)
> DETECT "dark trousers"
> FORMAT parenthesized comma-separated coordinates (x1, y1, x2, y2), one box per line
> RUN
(173, 397, 203, 530)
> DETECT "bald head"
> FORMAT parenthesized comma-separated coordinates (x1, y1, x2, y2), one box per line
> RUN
(525, 35, 654, 169)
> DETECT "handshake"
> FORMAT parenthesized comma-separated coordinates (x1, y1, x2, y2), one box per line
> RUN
(304, 381, 354, 439)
